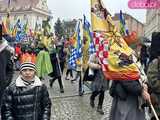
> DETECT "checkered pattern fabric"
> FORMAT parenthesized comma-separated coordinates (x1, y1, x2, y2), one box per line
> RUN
(68, 48, 82, 68)
(89, 39, 96, 54)
(93, 32, 109, 71)
(68, 20, 83, 69)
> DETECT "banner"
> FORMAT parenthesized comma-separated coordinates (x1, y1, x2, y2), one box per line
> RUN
(93, 32, 140, 80)
(68, 20, 83, 68)
(83, 15, 95, 69)
(91, 0, 140, 80)
(91, 0, 111, 32)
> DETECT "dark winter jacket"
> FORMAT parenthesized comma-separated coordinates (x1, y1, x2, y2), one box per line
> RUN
(140, 45, 149, 62)
(1, 76, 51, 120)
(57, 45, 66, 63)
(110, 80, 143, 100)
(0, 39, 14, 83)
(0, 39, 14, 105)
(49, 51, 61, 78)
(109, 80, 145, 120)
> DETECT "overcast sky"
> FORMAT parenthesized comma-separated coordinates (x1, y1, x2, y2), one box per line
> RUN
(47, 0, 146, 24)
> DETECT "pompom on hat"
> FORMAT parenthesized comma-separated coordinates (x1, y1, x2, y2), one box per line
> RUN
(20, 62, 36, 71)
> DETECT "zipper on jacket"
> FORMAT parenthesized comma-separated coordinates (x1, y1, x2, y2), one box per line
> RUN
(34, 87, 38, 120)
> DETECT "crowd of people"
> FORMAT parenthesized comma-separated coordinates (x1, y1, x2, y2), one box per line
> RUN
(0, 22, 160, 120)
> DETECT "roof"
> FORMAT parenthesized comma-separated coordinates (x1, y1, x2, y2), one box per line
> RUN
(0, 0, 49, 13)
(112, 13, 144, 25)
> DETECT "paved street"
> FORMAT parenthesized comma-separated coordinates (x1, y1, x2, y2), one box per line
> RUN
(11, 70, 113, 120)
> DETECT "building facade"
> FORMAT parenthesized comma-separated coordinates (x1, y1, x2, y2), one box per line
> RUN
(112, 13, 144, 37)
(0, 0, 52, 30)
(144, 10, 160, 40)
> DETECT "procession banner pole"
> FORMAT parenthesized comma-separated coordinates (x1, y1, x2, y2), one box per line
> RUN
(150, 102, 160, 120)
(80, 19, 84, 96)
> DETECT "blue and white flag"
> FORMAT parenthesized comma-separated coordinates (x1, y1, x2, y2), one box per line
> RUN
(68, 20, 83, 69)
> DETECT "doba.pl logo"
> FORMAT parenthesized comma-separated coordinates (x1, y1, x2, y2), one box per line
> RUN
(128, 0, 160, 9)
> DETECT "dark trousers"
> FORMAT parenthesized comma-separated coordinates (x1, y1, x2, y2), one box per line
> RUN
(90, 90, 105, 107)
(77, 71, 82, 93)
(74, 71, 82, 93)
(60, 61, 65, 73)
(66, 69, 73, 78)
(50, 76, 64, 89)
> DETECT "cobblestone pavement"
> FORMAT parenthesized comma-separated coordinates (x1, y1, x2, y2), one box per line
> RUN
(51, 92, 112, 120)
(11, 71, 113, 120)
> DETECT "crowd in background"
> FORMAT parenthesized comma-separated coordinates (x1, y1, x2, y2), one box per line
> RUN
(0, 29, 160, 120)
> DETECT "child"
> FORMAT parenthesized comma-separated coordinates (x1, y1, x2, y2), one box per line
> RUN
(1, 62, 51, 120)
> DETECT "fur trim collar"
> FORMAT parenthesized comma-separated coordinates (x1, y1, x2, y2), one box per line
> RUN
(16, 76, 42, 87)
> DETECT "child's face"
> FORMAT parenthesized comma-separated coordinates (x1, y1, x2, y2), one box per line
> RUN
(21, 69, 35, 80)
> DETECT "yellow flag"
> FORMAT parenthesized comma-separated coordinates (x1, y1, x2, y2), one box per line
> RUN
(91, 0, 141, 81)
(42, 36, 51, 49)
(91, 0, 111, 32)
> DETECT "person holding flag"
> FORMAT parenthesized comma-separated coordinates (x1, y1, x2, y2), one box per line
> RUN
(68, 19, 84, 96)
(83, 14, 109, 114)
(88, 53, 109, 115)
(90, 0, 151, 119)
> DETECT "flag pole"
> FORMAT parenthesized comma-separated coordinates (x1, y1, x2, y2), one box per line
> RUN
(150, 102, 160, 120)
(133, 54, 159, 120)
(79, 48, 84, 96)
(79, 19, 84, 96)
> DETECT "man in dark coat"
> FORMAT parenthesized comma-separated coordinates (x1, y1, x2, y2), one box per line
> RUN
(49, 46, 64, 93)
(0, 34, 14, 108)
